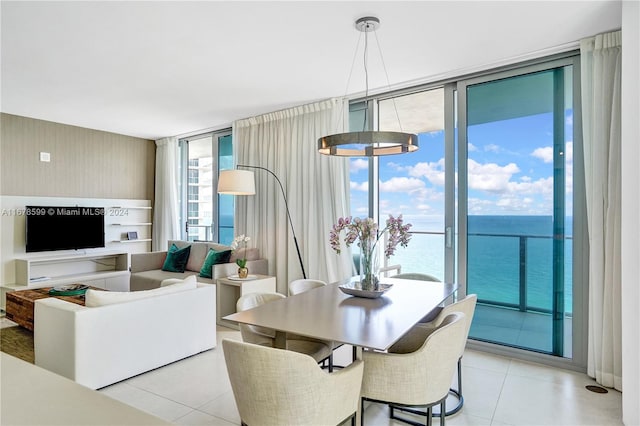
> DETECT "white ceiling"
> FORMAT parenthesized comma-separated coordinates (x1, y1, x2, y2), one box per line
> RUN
(1, 1, 621, 140)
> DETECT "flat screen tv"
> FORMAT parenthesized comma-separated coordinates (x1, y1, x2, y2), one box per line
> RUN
(25, 206, 105, 252)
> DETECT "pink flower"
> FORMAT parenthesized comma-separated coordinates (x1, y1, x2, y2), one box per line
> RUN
(329, 215, 412, 259)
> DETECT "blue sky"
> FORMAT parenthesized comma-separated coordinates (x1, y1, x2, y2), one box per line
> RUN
(349, 111, 573, 231)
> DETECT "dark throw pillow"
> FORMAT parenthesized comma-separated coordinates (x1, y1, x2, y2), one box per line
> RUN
(162, 243, 191, 273)
(199, 248, 232, 278)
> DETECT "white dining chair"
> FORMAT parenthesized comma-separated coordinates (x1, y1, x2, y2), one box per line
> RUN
(288, 278, 327, 295)
(235, 292, 334, 368)
(223, 339, 364, 426)
(360, 312, 467, 426)
(287, 279, 345, 372)
(391, 272, 440, 282)
(389, 294, 478, 419)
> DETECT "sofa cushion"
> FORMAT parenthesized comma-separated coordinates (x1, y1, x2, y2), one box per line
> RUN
(199, 248, 232, 278)
(162, 244, 191, 273)
(86, 275, 198, 307)
(167, 240, 233, 272)
(185, 243, 208, 273)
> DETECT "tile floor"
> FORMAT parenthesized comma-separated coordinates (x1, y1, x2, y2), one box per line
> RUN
(92, 325, 622, 426)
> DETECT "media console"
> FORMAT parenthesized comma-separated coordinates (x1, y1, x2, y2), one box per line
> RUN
(14, 251, 129, 291)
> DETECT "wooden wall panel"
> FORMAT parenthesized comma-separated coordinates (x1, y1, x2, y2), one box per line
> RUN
(0, 113, 155, 200)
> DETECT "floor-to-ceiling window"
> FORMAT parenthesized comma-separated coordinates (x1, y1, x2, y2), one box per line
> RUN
(179, 129, 234, 245)
(378, 88, 448, 281)
(349, 53, 585, 366)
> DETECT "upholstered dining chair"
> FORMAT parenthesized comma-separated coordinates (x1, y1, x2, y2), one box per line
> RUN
(391, 272, 440, 282)
(288, 278, 346, 370)
(360, 312, 467, 426)
(288, 278, 327, 295)
(389, 294, 478, 419)
(223, 339, 364, 426)
(235, 292, 334, 370)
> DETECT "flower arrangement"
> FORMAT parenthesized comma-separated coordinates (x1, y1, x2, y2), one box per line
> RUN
(231, 234, 251, 268)
(330, 215, 412, 289)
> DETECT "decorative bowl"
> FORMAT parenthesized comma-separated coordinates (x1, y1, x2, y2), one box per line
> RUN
(338, 282, 393, 299)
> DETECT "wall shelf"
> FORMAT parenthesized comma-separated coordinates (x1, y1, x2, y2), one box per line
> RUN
(105, 202, 152, 253)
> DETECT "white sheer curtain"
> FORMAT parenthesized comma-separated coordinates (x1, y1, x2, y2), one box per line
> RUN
(152, 137, 180, 251)
(233, 98, 352, 293)
(581, 30, 622, 390)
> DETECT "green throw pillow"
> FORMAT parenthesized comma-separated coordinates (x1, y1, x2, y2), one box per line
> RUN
(162, 244, 191, 273)
(199, 248, 232, 278)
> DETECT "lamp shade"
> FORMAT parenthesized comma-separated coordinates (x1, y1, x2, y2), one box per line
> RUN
(217, 170, 256, 195)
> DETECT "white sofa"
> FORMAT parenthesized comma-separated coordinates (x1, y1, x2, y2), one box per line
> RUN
(34, 277, 216, 389)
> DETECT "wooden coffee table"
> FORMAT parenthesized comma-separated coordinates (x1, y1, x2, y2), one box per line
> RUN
(5, 286, 95, 331)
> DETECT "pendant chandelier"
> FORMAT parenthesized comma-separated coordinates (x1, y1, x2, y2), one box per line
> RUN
(318, 16, 418, 157)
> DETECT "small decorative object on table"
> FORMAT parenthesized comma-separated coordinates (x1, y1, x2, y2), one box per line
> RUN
(330, 215, 412, 293)
(338, 281, 394, 299)
(231, 234, 251, 278)
(48, 284, 89, 296)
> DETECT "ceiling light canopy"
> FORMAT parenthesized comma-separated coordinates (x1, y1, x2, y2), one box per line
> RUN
(318, 16, 419, 157)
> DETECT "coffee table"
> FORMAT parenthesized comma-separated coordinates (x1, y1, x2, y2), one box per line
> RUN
(5, 286, 96, 331)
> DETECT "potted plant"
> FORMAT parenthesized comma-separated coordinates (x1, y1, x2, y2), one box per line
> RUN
(231, 235, 251, 278)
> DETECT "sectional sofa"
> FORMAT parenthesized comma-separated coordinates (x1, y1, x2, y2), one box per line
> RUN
(129, 240, 268, 291)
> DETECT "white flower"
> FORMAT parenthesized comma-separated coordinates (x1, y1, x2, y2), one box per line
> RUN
(231, 235, 251, 250)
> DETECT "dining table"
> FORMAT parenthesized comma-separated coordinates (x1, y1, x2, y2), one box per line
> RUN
(223, 276, 458, 352)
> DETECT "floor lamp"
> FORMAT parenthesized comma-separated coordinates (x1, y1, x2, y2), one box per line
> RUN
(217, 165, 307, 279)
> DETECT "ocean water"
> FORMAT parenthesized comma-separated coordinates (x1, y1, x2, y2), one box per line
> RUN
(389, 215, 573, 315)
(221, 213, 573, 314)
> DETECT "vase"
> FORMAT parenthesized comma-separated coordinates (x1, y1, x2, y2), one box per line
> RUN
(359, 238, 380, 291)
(238, 267, 249, 279)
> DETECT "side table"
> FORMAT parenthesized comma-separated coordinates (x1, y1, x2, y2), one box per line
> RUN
(216, 274, 276, 329)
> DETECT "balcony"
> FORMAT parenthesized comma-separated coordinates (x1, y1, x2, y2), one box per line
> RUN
(389, 229, 572, 357)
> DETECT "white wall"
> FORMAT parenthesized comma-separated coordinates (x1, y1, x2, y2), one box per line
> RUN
(621, 1, 639, 425)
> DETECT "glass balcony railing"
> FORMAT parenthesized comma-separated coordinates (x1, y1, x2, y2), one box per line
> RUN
(388, 231, 573, 315)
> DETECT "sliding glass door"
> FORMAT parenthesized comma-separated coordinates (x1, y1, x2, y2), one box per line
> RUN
(458, 58, 579, 356)
(348, 54, 584, 363)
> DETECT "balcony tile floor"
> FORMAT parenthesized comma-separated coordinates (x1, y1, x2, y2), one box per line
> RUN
(91, 326, 621, 426)
(471, 304, 574, 357)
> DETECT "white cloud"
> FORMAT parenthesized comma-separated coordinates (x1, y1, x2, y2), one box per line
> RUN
(350, 158, 368, 173)
(468, 143, 478, 152)
(485, 144, 501, 153)
(468, 159, 520, 193)
(416, 204, 433, 213)
(531, 146, 553, 163)
(531, 143, 573, 164)
(379, 177, 426, 193)
(406, 160, 445, 186)
(468, 198, 494, 214)
(507, 177, 553, 196)
(496, 195, 534, 209)
(564, 142, 573, 163)
(350, 181, 368, 191)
